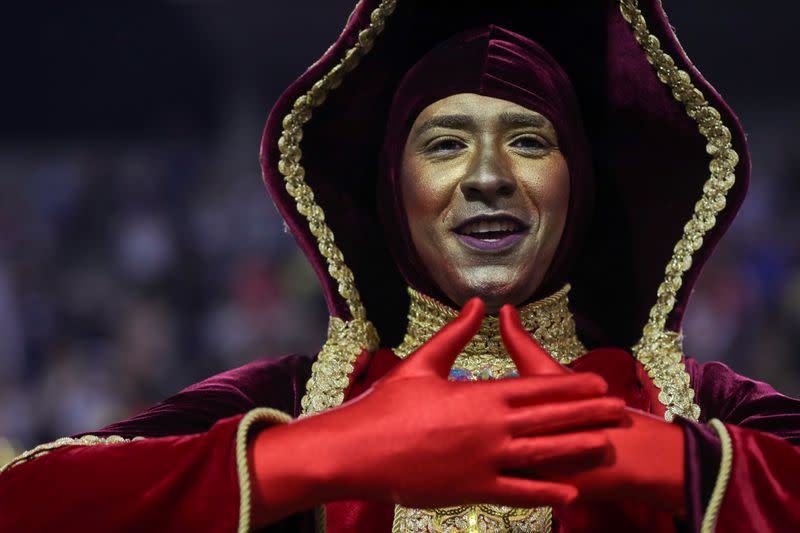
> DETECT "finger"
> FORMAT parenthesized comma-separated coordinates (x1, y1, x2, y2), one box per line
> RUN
(489, 476, 578, 507)
(506, 397, 626, 436)
(400, 297, 484, 378)
(499, 304, 569, 376)
(498, 374, 609, 406)
(497, 431, 612, 471)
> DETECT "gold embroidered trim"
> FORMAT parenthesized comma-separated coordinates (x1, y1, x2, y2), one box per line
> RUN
(282, 4, 397, 529)
(279, 0, 740, 527)
(392, 503, 552, 533)
(395, 284, 586, 379)
(235, 407, 293, 533)
(392, 287, 581, 532)
(620, 0, 740, 422)
(701, 419, 733, 533)
(275, 0, 397, 323)
(301, 316, 380, 417)
(0, 434, 144, 474)
(284, 0, 728, 425)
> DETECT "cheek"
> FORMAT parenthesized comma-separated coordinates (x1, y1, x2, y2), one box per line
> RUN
(544, 159, 570, 225)
(518, 155, 570, 228)
(400, 160, 454, 226)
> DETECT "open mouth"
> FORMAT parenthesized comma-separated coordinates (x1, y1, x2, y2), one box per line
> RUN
(453, 214, 529, 251)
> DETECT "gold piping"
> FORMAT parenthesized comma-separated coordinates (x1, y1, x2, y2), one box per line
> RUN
(283, 0, 741, 424)
(277, 2, 396, 419)
(395, 284, 586, 371)
(278, 0, 741, 527)
(392, 503, 552, 533)
(278, 6, 397, 529)
(275, 0, 397, 323)
(392, 286, 582, 532)
(620, 0, 739, 422)
(701, 419, 733, 533)
(235, 407, 293, 533)
(0, 434, 144, 474)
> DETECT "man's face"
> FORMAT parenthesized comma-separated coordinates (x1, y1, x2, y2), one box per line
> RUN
(401, 93, 570, 313)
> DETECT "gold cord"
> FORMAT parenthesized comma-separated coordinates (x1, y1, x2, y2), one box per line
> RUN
(701, 419, 733, 533)
(235, 407, 293, 533)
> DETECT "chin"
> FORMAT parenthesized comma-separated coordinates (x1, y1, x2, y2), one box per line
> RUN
(453, 275, 530, 315)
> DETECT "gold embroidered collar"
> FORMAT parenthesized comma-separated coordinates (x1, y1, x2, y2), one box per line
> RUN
(392, 284, 585, 532)
(394, 284, 586, 380)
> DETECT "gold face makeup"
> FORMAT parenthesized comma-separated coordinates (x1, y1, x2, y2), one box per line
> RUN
(401, 93, 570, 313)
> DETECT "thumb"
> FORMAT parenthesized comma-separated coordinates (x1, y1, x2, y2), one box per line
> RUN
(499, 304, 569, 376)
(400, 297, 484, 378)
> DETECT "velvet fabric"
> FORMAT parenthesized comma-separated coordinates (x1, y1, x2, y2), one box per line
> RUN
(0, 355, 317, 533)
(4, 2, 793, 532)
(378, 25, 593, 304)
(2, 350, 799, 531)
(87, 354, 312, 439)
(681, 358, 800, 532)
(261, 0, 750, 348)
(323, 348, 800, 533)
(0, 415, 245, 532)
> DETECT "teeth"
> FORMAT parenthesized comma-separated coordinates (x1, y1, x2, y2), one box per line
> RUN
(461, 219, 520, 235)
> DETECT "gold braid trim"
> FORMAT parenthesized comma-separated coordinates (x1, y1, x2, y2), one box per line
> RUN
(275, 0, 397, 323)
(701, 419, 733, 533)
(0, 434, 144, 474)
(393, 503, 552, 533)
(277, 0, 740, 529)
(395, 284, 586, 376)
(285, 0, 738, 426)
(620, 0, 740, 422)
(276, 1, 392, 422)
(273, 2, 400, 528)
(235, 407, 293, 533)
(392, 286, 581, 532)
(301, 316, 380, 417)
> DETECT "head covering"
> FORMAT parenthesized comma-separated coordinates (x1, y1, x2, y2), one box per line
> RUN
(261, 0, 749, 351)
(378, 25, 594, 304)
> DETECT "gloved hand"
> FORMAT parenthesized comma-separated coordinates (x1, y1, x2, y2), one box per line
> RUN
(250, 298, 627, 527)
(499, 304, 686, 515)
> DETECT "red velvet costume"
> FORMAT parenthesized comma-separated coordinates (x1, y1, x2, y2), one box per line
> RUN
(2, 1, 800, 532)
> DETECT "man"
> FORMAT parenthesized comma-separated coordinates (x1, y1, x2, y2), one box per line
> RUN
(2, 2, 799, 532)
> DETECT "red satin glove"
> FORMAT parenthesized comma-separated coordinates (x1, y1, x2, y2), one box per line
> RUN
(499, 304, 686, 515)
(249, 298, 627, 527)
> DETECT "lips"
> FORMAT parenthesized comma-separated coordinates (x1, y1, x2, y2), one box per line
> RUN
(452, 214, 530, 251)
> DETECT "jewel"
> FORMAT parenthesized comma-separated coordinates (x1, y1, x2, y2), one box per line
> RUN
(449, 368, 473, 382)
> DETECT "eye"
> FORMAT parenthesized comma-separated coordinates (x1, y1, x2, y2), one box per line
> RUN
(509, 135, 550, 153)
(426, 138, 466, 155)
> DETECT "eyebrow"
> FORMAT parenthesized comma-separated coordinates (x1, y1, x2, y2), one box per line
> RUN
(412, 114, 476, 137)
(499, 111, 547, 129)
(412, 111, 548, 138)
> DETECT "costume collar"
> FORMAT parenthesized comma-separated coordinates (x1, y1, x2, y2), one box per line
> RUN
(394, 284, 586, 380)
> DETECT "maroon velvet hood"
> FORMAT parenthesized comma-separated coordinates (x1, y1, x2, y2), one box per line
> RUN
(260, 0, 750, 350)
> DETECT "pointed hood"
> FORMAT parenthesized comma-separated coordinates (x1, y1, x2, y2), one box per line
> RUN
(260, 0, 749, 419)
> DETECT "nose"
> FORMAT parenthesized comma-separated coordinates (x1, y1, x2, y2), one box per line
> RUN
(459, 144, 516, 203)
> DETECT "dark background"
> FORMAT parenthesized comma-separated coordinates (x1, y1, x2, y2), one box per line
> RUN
(1, 2, 798, 458)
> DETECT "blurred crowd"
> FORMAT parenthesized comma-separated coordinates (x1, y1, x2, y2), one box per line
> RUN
(0, 140, 329, 457)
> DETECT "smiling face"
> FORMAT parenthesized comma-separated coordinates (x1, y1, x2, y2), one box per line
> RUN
(401, 93, 570, 313)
